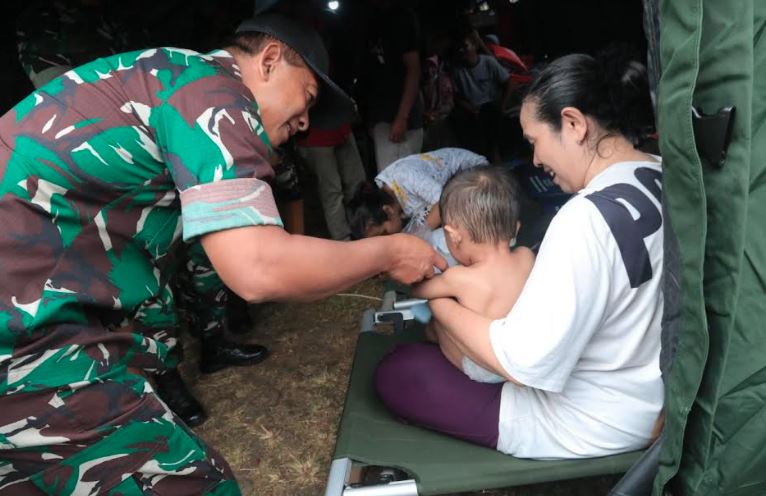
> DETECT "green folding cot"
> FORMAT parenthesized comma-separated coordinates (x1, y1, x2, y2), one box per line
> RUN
(324, 303, 645, 496)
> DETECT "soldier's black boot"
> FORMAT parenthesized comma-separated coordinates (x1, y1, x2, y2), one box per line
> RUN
(154, 369, 207, 428)
(226, 292, 255, 335)
(199, 336, 269, 374)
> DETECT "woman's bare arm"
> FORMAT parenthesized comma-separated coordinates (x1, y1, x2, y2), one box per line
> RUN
(429, 297, 523, 385)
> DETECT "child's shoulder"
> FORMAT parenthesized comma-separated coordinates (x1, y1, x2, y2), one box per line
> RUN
(442, 264, 487, 288)
(511, 246, 536, 263)
(442, 264, 473, 280)
(512, 245, 536, 266)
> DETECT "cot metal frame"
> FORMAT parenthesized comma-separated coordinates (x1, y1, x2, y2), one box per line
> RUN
(325, 456, 418, 496)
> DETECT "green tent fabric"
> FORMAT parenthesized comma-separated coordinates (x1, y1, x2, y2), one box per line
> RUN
(656, 0, 766, 494)
(333, 327, 643, 495)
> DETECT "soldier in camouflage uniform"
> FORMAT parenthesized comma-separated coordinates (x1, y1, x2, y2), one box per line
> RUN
(0, 45, 266, 495)
(0, 13, 443, 494)
(17, 0, 272, 429)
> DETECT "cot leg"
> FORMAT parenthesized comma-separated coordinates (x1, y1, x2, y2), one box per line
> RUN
(325, 457, 354, 496)
(325, 458, 419, 496)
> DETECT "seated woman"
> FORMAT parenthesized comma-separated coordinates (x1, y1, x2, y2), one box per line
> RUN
(375, 53, 664, 459)
(347, 148, 488, 239)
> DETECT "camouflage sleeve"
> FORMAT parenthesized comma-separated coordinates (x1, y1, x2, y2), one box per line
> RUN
(157, 52, 283, 240)
(179, 179, 283, 240)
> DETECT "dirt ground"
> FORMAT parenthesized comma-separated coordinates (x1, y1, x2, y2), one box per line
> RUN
(176, 174, 621, 495)
(179, 277, 383, 495)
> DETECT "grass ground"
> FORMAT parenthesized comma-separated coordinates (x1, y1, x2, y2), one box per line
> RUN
(179, 278, 382, 495)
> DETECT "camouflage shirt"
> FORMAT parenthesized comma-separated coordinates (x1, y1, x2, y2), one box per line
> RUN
(0, 48, 281, 399)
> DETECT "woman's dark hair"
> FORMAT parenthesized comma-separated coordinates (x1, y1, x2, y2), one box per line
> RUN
(523, 52, 654, 146)
(346, 182, 398, 240)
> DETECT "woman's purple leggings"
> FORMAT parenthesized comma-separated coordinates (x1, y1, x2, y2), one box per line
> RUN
(374, 342, 503, 448)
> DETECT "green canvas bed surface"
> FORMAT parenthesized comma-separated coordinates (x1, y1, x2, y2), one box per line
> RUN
(328, 318, 644, 495)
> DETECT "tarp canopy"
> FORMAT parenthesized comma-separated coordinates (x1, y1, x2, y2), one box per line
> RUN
(655, 0, 766, 494)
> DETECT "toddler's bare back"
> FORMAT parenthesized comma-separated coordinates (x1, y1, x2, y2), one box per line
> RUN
(453, 247, 535, 320)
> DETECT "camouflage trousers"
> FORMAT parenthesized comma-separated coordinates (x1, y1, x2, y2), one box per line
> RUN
(174, 243, 229, 342)
(0, 372, 240, 495)
(139, 242, 230, 343)
(0, 245, 246, 494)
(135, 242, 230, 372)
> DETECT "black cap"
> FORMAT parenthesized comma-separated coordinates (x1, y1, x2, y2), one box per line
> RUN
(236, 13, 355, 129)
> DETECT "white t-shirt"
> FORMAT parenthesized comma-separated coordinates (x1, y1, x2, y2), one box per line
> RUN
(374, 148, 488, 230)
(490, 160, 664, 459)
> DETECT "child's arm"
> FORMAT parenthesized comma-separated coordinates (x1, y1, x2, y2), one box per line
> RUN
(412, 266, 467, 300)
(490, 57, 513, 111)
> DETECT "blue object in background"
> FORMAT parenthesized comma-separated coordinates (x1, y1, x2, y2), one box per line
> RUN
(506, 159, 571, 213)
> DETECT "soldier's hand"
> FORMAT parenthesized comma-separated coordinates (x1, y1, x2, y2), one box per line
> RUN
(384, 233, 448, 285)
